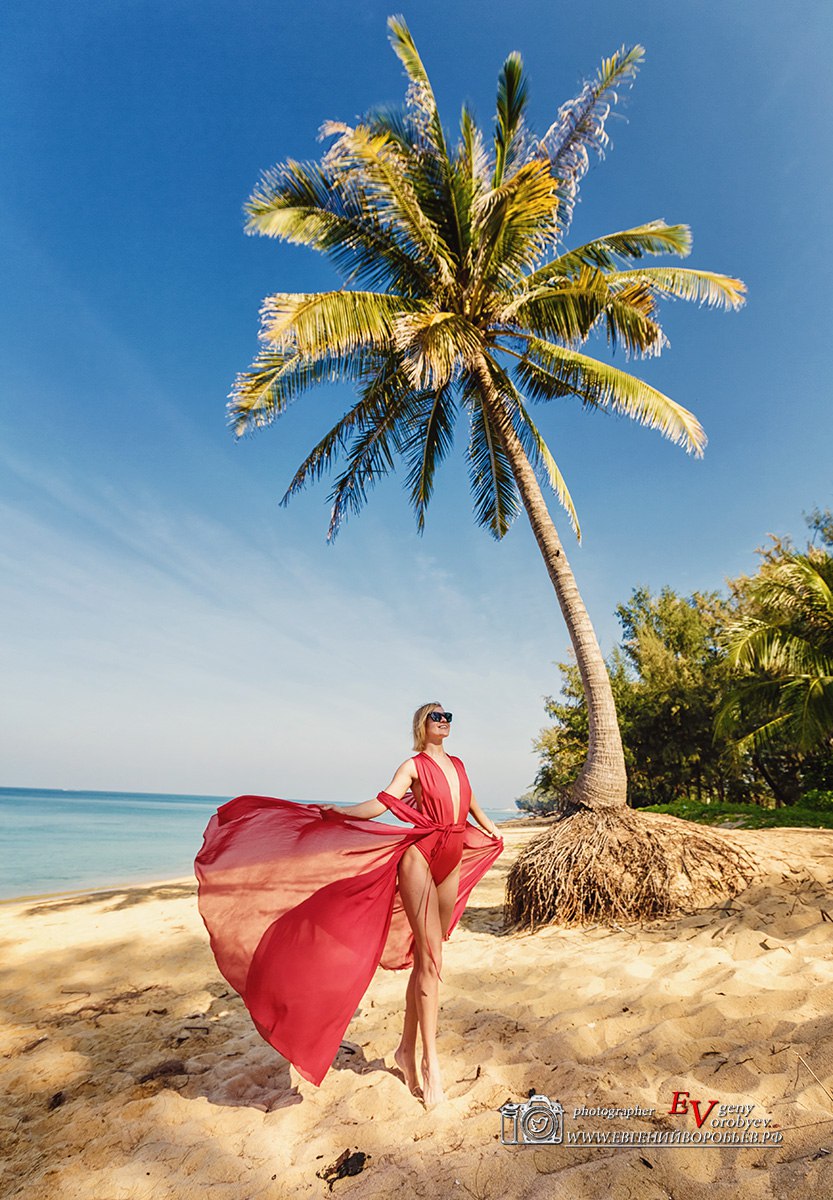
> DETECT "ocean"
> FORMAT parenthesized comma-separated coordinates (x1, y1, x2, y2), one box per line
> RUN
(0, 786, 519, 900)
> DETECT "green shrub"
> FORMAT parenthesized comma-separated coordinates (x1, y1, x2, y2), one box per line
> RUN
(802, 789, 833, 812)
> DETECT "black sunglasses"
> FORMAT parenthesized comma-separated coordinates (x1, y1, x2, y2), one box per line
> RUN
(427, 711, 453, 723)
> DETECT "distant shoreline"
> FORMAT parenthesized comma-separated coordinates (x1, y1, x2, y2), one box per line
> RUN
(0, 874, 198, 907)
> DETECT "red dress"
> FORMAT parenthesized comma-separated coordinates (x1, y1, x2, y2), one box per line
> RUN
(194, 753, 504, 1086)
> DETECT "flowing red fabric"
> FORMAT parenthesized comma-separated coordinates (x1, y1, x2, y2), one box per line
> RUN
(194, 753, 504, 1087)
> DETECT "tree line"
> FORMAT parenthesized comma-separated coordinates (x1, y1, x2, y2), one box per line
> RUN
(521, 507, 833, 813)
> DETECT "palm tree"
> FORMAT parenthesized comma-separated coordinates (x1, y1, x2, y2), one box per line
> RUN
(716, 549, 833, 766)
(229, 16, 755, 924)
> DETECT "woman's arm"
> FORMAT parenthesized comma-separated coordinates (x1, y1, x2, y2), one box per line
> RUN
(328, 797, 387, 819)
(468, 792, 502, 839)
(320, 758, 418, 820)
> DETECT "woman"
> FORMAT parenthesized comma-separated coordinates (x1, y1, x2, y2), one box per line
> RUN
(322, 702, 502, 1105)
(195, 702, 503, 1106)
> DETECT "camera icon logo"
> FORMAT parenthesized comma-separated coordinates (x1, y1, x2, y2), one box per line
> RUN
(499, 1091, 564, 1145)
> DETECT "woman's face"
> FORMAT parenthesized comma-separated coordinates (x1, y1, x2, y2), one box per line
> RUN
(424, 706, 451, 744)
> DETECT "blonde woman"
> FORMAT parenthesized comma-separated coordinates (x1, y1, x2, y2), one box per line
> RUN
(196, 702, 503, 1106)
(326, 703, 501, 1104)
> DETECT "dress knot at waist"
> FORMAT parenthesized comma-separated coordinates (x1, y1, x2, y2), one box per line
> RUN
(376, 790, 466, 834)
(424, 820, 465, 859)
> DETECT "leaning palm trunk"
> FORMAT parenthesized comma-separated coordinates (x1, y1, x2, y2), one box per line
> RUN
(476, 359, 757, 925)
(229, 17, 757, 926)
(477, 359, 627, 811)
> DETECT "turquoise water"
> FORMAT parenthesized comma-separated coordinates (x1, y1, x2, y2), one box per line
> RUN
(0, 787, 517, 900)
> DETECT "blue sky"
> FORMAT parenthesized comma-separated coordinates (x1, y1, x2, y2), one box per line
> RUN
(2, 1, 831, 804)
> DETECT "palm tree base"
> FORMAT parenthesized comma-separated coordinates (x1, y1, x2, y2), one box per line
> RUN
(504, 808, 757, 928)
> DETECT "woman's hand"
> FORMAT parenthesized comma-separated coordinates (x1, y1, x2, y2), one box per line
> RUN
(480, 818, 502, 839)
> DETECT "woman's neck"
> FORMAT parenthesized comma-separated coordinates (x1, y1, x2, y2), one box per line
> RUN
(420, 742, 448, 760)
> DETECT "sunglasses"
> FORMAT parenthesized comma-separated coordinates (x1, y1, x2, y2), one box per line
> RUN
(427, 711, 453, 723)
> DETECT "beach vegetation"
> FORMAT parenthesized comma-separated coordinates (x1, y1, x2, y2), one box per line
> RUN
(524, 513, 833, 843)
(523, 586, 754, 812)
(715, 516, 833, 802)
(229, 16, 750, 927)
(643, 796, 833, 830)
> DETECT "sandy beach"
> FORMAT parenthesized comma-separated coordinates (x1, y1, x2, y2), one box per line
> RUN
(2, 819, 833, 1199)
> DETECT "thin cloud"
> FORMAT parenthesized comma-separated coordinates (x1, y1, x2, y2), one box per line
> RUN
(1, 456, 549, 802)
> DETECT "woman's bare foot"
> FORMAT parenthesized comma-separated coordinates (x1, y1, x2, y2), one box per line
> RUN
(420, 1057, 446, 1107)
(393, 1044, 421, 1096)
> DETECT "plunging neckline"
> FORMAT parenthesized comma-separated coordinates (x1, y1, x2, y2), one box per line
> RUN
(416, 751, 462, 824)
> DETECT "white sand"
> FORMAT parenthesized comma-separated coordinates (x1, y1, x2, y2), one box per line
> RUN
(2, 825, 833, 1199)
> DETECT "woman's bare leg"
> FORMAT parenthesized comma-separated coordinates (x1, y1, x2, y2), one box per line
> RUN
(394, 965, 420, 1095)
(417, 864, 462, 1103)
(397, 845, 445, 1105)
(436, 863, 461, 940)
(395, 859, 454, 1093)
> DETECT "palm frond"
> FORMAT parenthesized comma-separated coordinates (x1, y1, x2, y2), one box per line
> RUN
(279, 357, 402, 503)
(540, 44, 645, 236)
(524, 220, 692, 286)
(713, 674, 783, 740)
(393, 310, 483, 389)
(781, 675, 833, 751)
(504, 270, 666, 357)
(512, 337, 707, 454)
(508, 388, 582, 541)
(387, 14, 449, 160)
(244, 160, 430, 294)
(506, 354, 587, 405)
(718, 550, 833, 754)
(325, 372, 423, 540)
(459, 103, 490, 188)
(471, 159, 559, 290)
(321, 122, 457, 285)
(741, 555, 833, 619)
(358, 102, 459, 255)
(728, 623, 833, 677)
(500, 271, 611, 345)
(602, 283, 667, 357)
(227, 349, 373, 437)
(726, 555, 833, 670)
(721, 674, 833, 755)
(362, 103, 419, 155)
(462, 375, 521, 538)
(518, 410, 581, 541)
(493, 52, 530, 186)
(260, 290, 413, 360)
(718, 700, 794, 755)
(400, 387, 457, 530)
(607, 267, 747, 310)
(384, 18, 471, 269)
(477, 357, 582, 540)
(451, 104, 489, 267)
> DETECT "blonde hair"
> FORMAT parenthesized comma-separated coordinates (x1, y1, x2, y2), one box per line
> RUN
(413, 701, 444, 751)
